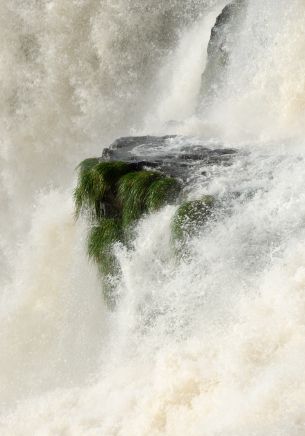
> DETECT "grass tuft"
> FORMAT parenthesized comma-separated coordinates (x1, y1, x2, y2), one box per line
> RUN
(118, 171, 160, 226)
(147, 177, 181, 211)
(87, 218, 123, 309)
(77, 157, 100, 175)
(171, 195, 215, 243)
(87, 218, 123, 265)
(74, 160, 131, 219)
(74, 157, 182, 307)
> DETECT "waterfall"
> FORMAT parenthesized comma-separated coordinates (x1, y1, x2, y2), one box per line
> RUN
(2, 1, 305, 434)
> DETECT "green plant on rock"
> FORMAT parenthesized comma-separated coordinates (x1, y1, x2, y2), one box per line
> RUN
(146, 177, 181, 212)
(87, 218, 123, 266)
(118, 171, 181, 227)
(87, 218, 123, 308)
(171, 195, 215, 247)
(74, 160, 132, 219)
(118, 171, 155, 226)
(74, 157, 182, 307)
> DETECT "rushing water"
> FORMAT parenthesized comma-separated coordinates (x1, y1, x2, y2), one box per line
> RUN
(2, 0, 305, 434)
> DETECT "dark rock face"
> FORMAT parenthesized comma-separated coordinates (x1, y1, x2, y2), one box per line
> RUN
(102, 135, 236, 182)
(199, 0, 245, 105)
(208, 0, 244, 56)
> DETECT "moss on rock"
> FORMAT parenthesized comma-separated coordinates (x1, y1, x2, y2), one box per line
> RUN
(74, 160, 132, 219)
(147, 177, 181, 212)
(117, 170, 180, 227)
(118, 171, 158, 226)
(87, 218, 123, 265)
(87, 219, 123, 308)
(171, 195, 215, 244)
(74, 158, 182, 307)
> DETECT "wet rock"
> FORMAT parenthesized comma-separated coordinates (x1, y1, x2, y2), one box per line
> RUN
(102, 135, 236, 182)
(200, 0, 245, 104)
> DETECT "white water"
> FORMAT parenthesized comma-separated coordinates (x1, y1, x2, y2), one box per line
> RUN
(2, 1, 305, 434)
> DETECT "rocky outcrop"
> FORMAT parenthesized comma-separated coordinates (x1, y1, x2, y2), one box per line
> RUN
(74, 135, 237, 308)
(199, 0, 245, 105)
(102, 135, 236, 181)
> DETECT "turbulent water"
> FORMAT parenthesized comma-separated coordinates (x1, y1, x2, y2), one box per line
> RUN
(2, 0, 305, 434)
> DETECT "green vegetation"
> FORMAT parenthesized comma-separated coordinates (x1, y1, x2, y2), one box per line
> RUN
(118, 171, 158, 226)
(74, 160, 132, 220)
(74, 158, 181, 307)
(171, 195, 215, 250)
(117, 171, 180, 227)
(87, 219, 123, 308)
(147, 177, 181, 211)
(87, 218, 123, 267)
(74, 157, 218, 305)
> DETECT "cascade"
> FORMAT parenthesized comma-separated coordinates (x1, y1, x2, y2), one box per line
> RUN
(2, 1, 305, 434)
